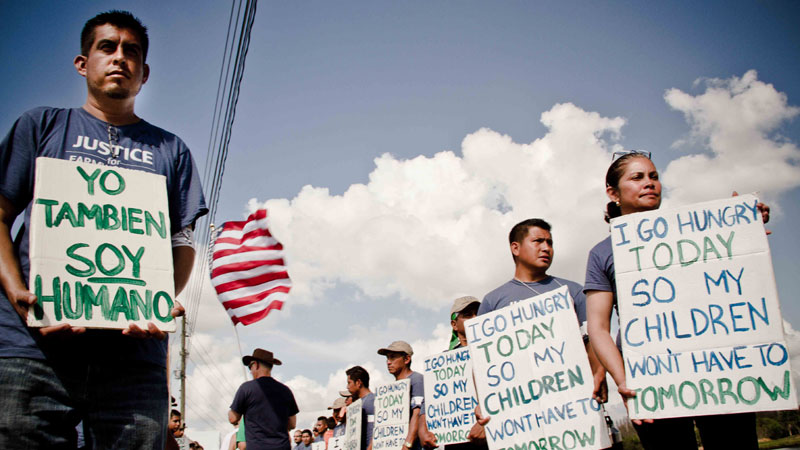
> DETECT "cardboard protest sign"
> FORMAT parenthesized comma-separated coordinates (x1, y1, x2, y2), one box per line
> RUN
(466, 286, 611, 450)
(313, 442, 326, 450)
(329, 436, 344, 450)
(611, 194, 797, 419)
(422, 348, 478, 445)
(344, 398, 362, 450)
(27, 157, 176, 331)
(372, 379, 410, 450)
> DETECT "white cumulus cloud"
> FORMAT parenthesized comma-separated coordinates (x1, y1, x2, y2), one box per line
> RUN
(259, 102, 623, 310)
(663, 70, 800, 207)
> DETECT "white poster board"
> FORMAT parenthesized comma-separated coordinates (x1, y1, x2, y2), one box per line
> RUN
(372, 379, 410, 450)
(611, 194, 797, 418)
(466, 286, 611, 450)
(422, 348, 478, 445)
(344, 399, 362, 450)
(27, 157, 176, 331)
(329, 436, 344, 450)
(313, 442, 326, 450)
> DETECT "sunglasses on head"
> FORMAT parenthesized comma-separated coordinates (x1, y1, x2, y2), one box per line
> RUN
(612, 149, 651, 161)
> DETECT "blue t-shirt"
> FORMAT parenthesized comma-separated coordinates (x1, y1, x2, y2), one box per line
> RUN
(231, 376, 299, 450)
(0, 107, 208, 366)
(583, 237, 615, 299)
(361, 392, 376, 450)
(584, 236, 622, 348)
(479, 276, 588, 341)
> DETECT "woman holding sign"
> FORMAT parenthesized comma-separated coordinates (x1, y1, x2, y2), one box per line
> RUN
(584, 151, 769, 450)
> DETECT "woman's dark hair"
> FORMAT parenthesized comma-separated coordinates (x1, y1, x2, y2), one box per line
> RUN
(604, 153, 652, 223)
(327, 417, 336, 429)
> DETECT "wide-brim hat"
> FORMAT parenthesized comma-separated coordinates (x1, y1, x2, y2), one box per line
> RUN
(377, 340, 413, 356)
(242, 348, 282, 366)
(450, 295, 480, 315)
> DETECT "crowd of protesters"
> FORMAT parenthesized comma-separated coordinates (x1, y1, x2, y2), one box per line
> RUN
(0, 6, 777, 450)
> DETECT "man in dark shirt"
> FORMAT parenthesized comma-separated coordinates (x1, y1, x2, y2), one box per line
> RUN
(229, 349, 299, 450)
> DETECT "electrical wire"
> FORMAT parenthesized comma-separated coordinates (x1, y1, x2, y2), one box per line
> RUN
(174, 0, 259, 418)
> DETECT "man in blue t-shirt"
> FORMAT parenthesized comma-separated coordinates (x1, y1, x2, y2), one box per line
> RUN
(468, 219, 607, 441)
(0, 10, 207, 449)
(230, 349, 299, 450)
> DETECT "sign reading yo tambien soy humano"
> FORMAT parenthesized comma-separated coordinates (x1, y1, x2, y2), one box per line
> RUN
(611, 194, 797, 419)
(343, 398, 363, 450)
(28, 157, 176, 331)
(466, 286, 611, 450)
(372, 379, 410, 450)
(422, 347, 478, 445)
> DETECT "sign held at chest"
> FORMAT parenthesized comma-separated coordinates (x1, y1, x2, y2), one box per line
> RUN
(27, 157, 176, 331)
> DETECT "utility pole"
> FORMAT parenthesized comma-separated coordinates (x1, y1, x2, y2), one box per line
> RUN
(180, 314, 188, 421)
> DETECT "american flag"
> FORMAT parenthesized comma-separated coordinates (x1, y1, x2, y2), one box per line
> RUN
(210, 209, 291, 325)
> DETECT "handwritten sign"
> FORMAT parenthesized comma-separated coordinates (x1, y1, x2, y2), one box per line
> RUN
(28, 157, 176, 331)
(330, 436, 344, 450)
(422, 348, 478, 445)
(466, 286, 611, 450)
(313, 442, 326, 450)
(344, 399, 362, 450)
(611, 194, 798, 418)
(372, 379, 410, 450)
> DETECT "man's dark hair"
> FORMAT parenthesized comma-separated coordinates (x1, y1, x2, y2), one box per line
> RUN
(81, 10, 149, 62)
(508, 218, 551, 245)
(170, 409, 181, 418)
(302, 429, 312, 436)
(317, 416, 327, 422)
(346, 365, 370, 389)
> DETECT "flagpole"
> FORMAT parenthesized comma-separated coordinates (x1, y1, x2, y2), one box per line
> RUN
(233, 324, 249, 381)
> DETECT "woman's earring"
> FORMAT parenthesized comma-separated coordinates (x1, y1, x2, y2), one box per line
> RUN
(615, 201, 620, 207)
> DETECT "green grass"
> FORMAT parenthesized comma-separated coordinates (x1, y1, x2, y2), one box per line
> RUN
(759, 434, 800, 449)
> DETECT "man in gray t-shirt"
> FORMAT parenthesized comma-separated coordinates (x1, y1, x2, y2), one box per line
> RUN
(377, 341, 429, 450)
(469, 218, 608, 441)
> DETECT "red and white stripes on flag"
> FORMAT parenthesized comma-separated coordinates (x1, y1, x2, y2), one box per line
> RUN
(211, 209, 291, 325)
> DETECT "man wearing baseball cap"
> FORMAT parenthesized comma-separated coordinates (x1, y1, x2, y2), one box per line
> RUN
(448, 296, 481, 350)
(329, 397, 347, 437)
(229, 349, 299, 450)
(378, 341, 428, 450)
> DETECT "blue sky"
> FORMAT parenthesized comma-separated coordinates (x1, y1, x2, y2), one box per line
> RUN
(3, 0, 800, 436)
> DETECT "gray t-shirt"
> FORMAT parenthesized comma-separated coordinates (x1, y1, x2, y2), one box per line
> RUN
(479, 276, 588, 341)
(584, 236, 622, 348)
(361, 392, 376, 450)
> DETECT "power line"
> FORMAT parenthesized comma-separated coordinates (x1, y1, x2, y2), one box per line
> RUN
(176, 0, 259, 418)
(186, 355, 238, 401)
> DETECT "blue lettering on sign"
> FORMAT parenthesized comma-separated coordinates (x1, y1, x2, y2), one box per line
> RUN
(637, 217, 669, 242)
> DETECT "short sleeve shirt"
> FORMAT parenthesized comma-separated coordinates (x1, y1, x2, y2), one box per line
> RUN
(231, 376, 299, 450)
(0, 107, 208, 366)
(478, 276, 588, 341)
(361, 392, 376, 450)
(584, 236, 622, 348)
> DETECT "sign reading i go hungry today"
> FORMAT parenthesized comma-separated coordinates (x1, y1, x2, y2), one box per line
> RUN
(422, 347, 478, 445)
(372, 378, 410, 450)
(466, 286, 611, 450)
(27, 157, 176, 331)
(611, 194, 798, 419)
